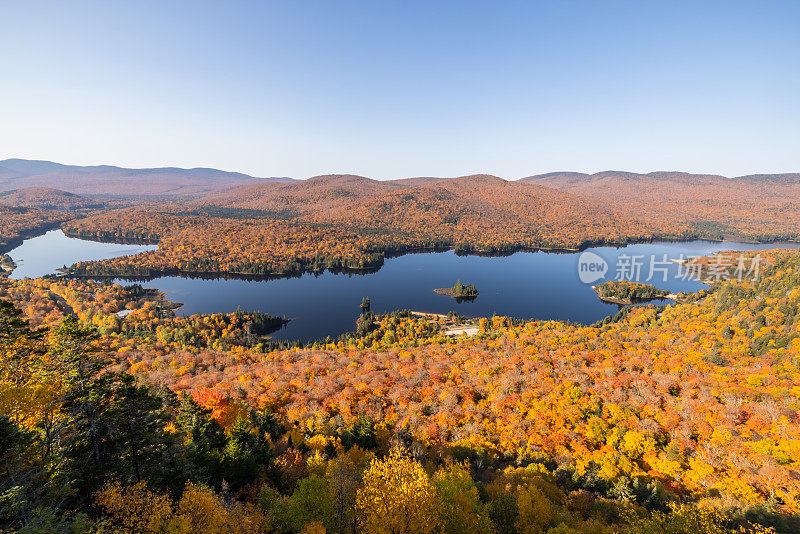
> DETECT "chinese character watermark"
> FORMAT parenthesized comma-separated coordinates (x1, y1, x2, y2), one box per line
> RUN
(578, 252, 762, 284)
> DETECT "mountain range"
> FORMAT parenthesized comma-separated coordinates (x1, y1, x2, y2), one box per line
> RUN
(0, 159, 294, 197)
(3, 159, 799, 199)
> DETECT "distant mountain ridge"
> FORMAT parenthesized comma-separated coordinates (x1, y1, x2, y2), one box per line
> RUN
(521, 170, 800, 183)
(0, 158, 294, 196)
(3, 160, 797, 196)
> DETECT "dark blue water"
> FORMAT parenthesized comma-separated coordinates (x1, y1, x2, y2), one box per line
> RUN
(7, 231, 799, 341)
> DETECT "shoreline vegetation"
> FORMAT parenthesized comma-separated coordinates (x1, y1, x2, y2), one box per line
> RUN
(0, 254, 16, 276)
(0, 220, 70, 255)
(61, 232, 800, 281)
(0, 225, 791, 283)
(138, 283, 291, 335)
(592, 280, 674, 305)
(61, 224, 800, 251)
(121, 283, 183, 315)
(54, 169, 800, 285)
(122, 283, 290, 346)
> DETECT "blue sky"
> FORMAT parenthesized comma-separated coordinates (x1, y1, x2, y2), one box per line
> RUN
(1, 1, 798, 179)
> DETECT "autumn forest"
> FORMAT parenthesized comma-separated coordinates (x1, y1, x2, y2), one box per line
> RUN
(2, 168, 800, 533)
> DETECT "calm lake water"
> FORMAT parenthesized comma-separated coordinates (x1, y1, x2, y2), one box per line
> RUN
(7, 230, 157, 279)
(7, 230, 800, 341)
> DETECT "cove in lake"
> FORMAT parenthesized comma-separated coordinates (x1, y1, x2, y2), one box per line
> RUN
(6, 230, 800, 341)
(7, 230, 157, 279)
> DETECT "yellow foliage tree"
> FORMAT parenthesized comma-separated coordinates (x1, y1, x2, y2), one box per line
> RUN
(516, 483, 554, 534)
(96, 481, 267, 534)
(356, 448, 438, 534)
(432, 462, 493, 534)
(95, 481, 175, 533)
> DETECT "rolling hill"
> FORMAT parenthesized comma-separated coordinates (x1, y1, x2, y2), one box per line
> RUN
(0, 158, 294, 196)
(63, 173, 657, 278)
(521, 170, 800, 241)
(201, 173, 645, 249)
(0, 187, 103, 210)
(61, 169, 800, 278)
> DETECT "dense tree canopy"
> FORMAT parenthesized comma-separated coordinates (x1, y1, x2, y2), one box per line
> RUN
(2, 248, 800, 531)
(4, 174, 800, 531)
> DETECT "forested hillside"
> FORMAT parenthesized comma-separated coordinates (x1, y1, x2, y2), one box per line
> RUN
(0, 187, 103, 211)
(0, 206, 76, 253)
(4, 169, 800, 532)
(2, 248, 800, 532)
(57, 172, 800, 279)
(0, 187, 108, 254)
(521, 171, 800, 242)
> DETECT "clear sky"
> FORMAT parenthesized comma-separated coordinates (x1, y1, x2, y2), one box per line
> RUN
(1, 1, 798, 179)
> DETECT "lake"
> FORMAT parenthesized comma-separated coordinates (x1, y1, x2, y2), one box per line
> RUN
(7, 230, 157, 279)
(6, 230, 799, 341)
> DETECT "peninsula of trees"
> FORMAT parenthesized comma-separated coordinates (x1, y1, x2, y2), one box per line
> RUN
(593, 280, 670, 304)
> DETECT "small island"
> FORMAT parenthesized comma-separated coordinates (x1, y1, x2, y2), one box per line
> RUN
(435, 280, 479, 302)
(593, 280, 669, 305)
